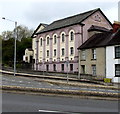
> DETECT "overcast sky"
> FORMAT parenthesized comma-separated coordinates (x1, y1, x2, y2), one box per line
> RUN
(0, 0, 119, 34)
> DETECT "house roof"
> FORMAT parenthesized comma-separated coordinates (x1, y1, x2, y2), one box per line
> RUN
(36, 8, 112, 34)
(107, 29, 120, 46)
(88, 25, 110, 32)
(31, 23, 48, 38)
(27, 48, 33, 51)
(78, 29, 120, 50)
(78, 31, 112, 49)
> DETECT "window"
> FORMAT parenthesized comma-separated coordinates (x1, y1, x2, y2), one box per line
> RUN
(47, 50, 49, 57)
(115, 64, 120, 77)
(46, 65, 49, 71)
(70, 47, 74, 55)
(70, 31, 74, 41)
(81, 50, 86, 60)
(92, 49, 96, 60)
(92, 65, 96, 76)
(47, 37, 49, 45)
(81, 65, 85, 74)
(54, 35, 57, 44)
(62, 33, 65, 42)
(115, 46, 120, 58)
(54, 49, 56, 56)
(70, 64, 73, 71)
(62, 48, 65, 56)
(40, 38, 42, 46)
(53, 64, 56, 71)
(61, 64, 64, 71)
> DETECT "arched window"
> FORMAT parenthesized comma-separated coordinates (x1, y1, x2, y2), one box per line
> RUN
(40, 38, 42, 46)
(70, 31, 74, 41)
(47, 37, 49, 45)
(70, 47, 74, 55)
(62, 33, 65, 42)
(54, 35, 57, 44)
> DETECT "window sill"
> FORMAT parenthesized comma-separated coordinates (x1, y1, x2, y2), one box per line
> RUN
(114, 57, 120, 59)
(115, 75, 120, 77)
(81, 59, 86, 61)
(91, 59, 96, 61)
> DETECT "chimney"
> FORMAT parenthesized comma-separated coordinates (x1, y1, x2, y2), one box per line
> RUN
(113, 21, 120, 33)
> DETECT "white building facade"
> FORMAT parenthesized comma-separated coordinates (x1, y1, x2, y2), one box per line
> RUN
(106, 45, 120, 83)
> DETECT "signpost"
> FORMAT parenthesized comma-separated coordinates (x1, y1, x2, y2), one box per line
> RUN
(65, 60, 69, 83)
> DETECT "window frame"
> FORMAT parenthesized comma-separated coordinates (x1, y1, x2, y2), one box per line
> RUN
(92, 49, 96, 60)
(115, 46, 120, 59)
(61, 33, 65, 43)
(70, 31, 74, 41)
(61, 64, 64, 71)
(70, 47, 74, 55)
(54, 49, 57, 57)
(47, 50, 49, 57)
(115, 64, 120, 77)
(81, 50, 86, 60)
(54, 35, 57, 44)
(47, 37, 49, 45)
(62, 48, 65, 56)
(92, 65, 96, 76)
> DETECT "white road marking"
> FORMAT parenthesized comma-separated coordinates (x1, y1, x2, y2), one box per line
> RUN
(38, 109, 60, 113)
(19, 81, 23, 83)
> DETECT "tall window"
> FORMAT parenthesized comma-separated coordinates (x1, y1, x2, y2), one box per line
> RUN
(47, 37, 49, 45)
(115, 64, 120, 77)
(62, 48, 65, 56)
(40, 38, 42, 46)
(70, 31, 74, 41)
(70, 47, 74, 55)
(46, 65, 49, 71)
(47, 50, 49, 57)
(61, 64, 64, 71)
(62, 33, 65, 42)
(92, 49, 96, 60)
(81, 65, 85, 74)
(70, 64, 73, 71)
(54, 35, 57, 44)
(81, 50, 86, 60)
(115, 46, 120, 58)
(53, 64, 56, 71)
(92, 65, 96, 76)
(54, 49, 56, 57)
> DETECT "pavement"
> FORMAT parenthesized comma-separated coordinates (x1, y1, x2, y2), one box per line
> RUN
(0, 69, 120, 100)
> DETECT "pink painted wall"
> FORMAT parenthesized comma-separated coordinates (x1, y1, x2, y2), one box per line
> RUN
(34, 10, 112, 73)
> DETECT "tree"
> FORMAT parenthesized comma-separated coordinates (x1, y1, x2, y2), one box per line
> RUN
(1, 25, 33, 67)
(15, 25, 33, 41)
(1, 31, 13, 40)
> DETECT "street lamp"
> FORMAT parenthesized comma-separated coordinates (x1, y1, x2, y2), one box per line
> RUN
(2, 17, 17, 76)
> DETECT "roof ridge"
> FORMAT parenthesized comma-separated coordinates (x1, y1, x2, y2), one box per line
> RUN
(53, 8, 100, 24)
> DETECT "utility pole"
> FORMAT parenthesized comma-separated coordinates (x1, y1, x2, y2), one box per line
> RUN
(2, 17, 17, 76)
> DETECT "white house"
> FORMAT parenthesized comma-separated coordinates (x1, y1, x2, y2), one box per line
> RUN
(23, 48, 33, 63)
(106, 29, 120, 83)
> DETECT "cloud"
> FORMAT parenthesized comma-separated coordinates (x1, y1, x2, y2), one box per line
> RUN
(0, 0, 119, 34)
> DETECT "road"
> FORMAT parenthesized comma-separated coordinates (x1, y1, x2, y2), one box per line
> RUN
(2, 74, 119, 93)
(2, 93, 119, 113)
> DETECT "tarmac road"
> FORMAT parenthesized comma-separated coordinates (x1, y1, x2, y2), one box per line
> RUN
(2, 92, 119, 113)
(2, 74, 119, 93)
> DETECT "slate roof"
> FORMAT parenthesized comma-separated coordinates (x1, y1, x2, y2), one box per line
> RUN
(78, 29, 120, 50)
(36, 8, 112, 34)
(107, 29, 120, 46)
(27, 48, 33, 51)
(31, 23, 48, 38)
(88, 25, 110, 32)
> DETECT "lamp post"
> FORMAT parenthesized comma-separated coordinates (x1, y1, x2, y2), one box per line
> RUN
(2, 17, 17, 76)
